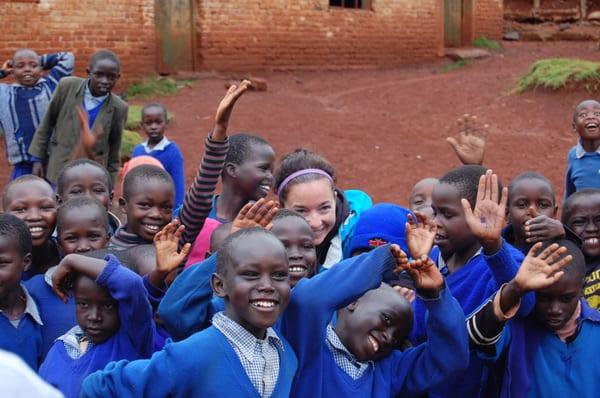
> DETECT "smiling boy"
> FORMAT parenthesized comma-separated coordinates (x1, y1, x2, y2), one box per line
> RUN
(565, 99, 600, 198)
(29, 50, 127, 185)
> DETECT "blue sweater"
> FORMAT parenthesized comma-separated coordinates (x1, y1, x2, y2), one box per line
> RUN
(564, 144, 600, 198)
(0, 286, 43, 370)
(159, 247, 469, 397)
(411, 240, 534, 398)
(484, 299, 600, 398)
(39, 256, 155, 398)
(81, 326, 297, 397)
(131, 138, 185, 208)
(24, 273, 76, 359)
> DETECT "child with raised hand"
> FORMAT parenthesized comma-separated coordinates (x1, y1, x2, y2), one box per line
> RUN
(0, 49, 74, 180)
(175, 80, 263, 265)
(466, 239, 600, 397)
(0, 214, 43, 370)
(82, 228, 297, 398)
(29, 50, 127, 185)
(562, 188, 600, 309)
(565, 99, 600, 197)
(131, 103, 185, 208)
(2, 175, 59, 279)
(110, 165, 174, 249)
(274, 149, 372, 268)
(39, 218, 189, 398)
(412, 166, 534, 398)
(56, 159, 121, 235)
(503, 172, 566, 254)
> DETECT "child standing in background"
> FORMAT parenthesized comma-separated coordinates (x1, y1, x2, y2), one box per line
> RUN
(131, 103, 185, 209)
(0, 49, 74, 179)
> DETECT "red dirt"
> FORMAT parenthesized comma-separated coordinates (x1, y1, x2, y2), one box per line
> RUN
(2, 41, 600, 209)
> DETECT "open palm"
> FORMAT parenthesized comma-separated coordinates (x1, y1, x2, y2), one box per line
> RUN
(406, 212, 436, 259)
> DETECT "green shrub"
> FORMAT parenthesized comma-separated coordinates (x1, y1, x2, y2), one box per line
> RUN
(439, 60, 471, 73)
(473, 37, 503, 51)
(517, 58, 600, 93)
(120, 129, 144, 164)
(125, 76, 194, 100)
(126, 104, 173, 130)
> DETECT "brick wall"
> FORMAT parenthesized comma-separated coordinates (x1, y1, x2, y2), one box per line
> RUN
(0, 0, 155, 84)
(195, 0, 445, 71)
(474, 0, 504, 40)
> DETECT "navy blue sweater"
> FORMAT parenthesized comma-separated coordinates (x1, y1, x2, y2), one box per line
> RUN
(39, 256, 155, 398)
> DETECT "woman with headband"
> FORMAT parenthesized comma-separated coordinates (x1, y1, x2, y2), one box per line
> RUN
(274, 149, 372, 269)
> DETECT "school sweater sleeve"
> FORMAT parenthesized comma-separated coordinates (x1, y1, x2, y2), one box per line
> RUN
(483, 239, 535, 317)
(28, 78, 68, 160)
(106, 102, 127, 185)
(564, 150, 577, 199)
(390, 287, 469, 396)
(166, 142, 185, 209)
(179, 135, 229, 246)
(41, 52, 75, 88)
(97, 255, 155, 357)
(157, 254, 224, 341)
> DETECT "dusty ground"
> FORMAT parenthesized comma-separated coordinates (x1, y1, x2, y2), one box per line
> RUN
(2, 41, 600, 208)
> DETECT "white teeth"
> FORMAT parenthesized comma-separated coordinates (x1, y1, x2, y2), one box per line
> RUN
(252, 300, 276, 308)
(29, 227, 43, 233)
(585, 238, 599, 245)
(289, 266, 305, 273)
(368, 335, 379, 353)
(144, 224, 160, 231)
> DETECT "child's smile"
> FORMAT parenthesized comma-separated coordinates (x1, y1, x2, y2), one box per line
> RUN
(271, 215, 317, 287)
(565, 193, 600, 258)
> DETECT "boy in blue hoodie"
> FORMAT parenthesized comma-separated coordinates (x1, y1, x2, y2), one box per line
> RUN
(412, 166, 535, 398)
(467, 239, 599, 398)
(81, 228, 298, 397)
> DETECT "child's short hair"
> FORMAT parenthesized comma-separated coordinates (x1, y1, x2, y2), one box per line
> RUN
(561, 188, 600, 224)
(12, 48, 39, 61)
(57, 197, 110, 235)
(89, 49, 121, 69)
(2, 174, 51, 210)
(122, 164, 174, 201)
(56, 159, 113, 195)
(217, 227, 281, 275)
(439, 165, 488, 209)
(0, 213, 32, 256)
(573, 100, 600, 122)
(141, 103, 168, 120)
(274, 149, 336, 200)
(508, 172, 555, 202)
(225, 133, 272, 166)
(544, 238, 586, 282)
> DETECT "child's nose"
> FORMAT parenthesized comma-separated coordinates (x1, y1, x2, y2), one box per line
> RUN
(76, 240, 92, 253)
(25, 208, 42, 220)
(88, 307, 101, 321)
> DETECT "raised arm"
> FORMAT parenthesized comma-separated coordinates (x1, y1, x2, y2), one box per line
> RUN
(106, 103, 127, 186)
(42, 52, 75, 86)
(446, 114, 487, 166)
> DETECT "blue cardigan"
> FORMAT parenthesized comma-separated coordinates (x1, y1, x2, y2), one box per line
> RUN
(159, 246, 469, 397)
(411, 240, 534, 398)
(81, 326, 297, 397)
(39, 256, 155, 398)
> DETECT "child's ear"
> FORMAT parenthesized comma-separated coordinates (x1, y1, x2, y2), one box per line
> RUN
(118, 197, 127, 214)
(56, 193, 63, 205)
(211, 273, 227, 298)
(224, 162, 238, 179)
(553, 204, 559, 218)
(22, 253, 32, 272)
(346, 301, 358, 313)
(109, 190, 115, 204)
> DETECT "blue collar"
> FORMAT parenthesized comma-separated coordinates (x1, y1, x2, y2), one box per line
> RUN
(580, 298, 600, 322)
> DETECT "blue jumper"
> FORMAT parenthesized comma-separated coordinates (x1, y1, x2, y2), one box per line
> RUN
(564, 143, 600, 198)
(24, 273, 76, 359)
(81, 326, 297, 397)
(39, 255, 155, 398)
(131, 138, 185, 208)
(484, 299, 600, 398)
(411, 240, 534, 398)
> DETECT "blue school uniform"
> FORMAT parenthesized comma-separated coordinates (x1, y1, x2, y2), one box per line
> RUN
(39, 255, 155, 398)
(484, 299, 600, 398)
(23, 268, 76, 359)
(565, 142, 600, 198)
(131, 136, 185, 209)
(411, 240, 534, 398)
(0, 285, 43, 370)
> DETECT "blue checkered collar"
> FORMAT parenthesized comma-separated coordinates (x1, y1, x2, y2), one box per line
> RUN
(326, 324, 373, 368)
(212, 311, 283, 362)
(575, 140, 600, 159)
(0, 284, 43, 326)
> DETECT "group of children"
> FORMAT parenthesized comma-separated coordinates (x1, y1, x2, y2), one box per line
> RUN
(1, 47, 600, 398)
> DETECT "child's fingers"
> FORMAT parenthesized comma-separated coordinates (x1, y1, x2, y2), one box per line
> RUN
(499, 186, 509, 213)
(446, 136, 459, 152)
(173, 224, 186, 240)
(548, 270, 565, 284)
(549, 254, 572, 273)
(180, 243, 192, 259)
(526, 242, 544, 258)
(537, 243, 560, 260)
(461, 198, 475, 222)
(545, 246, 567, 265)
(491, 173, 499, 203)
(237, 202, 254, 220)
(407, 213, 416, 227)
(476, 173, 486, 203)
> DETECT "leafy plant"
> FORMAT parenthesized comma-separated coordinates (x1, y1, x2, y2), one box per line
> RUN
(473, 37, 503, 52)
(517, 58, 600, 93)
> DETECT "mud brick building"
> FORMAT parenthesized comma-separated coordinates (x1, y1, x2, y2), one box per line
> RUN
(1, 0, 502, 80)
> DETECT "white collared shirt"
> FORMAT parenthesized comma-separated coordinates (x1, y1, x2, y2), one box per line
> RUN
(0, 285, 43, 328)
(83, 83, 108, 111)
(574, 140, 600, 159)
(141, 136, 171, 153)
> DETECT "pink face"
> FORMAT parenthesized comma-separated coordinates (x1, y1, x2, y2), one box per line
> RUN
(283, 178, 337, 246)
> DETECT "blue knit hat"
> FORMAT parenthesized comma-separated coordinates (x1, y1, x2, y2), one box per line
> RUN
(348, 203, 412, 255)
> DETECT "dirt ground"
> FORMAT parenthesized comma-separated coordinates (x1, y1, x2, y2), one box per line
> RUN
(2, 41, 600, 208)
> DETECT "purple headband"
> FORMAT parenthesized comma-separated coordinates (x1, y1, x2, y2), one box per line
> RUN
(277, 168, 333, 197)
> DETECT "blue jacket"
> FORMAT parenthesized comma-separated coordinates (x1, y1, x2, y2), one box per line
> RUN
(39, 256, 155, 398)
(564, 144, 600, 198)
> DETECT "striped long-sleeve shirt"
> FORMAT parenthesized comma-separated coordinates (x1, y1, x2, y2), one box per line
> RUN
(0, 52, 75, 165)
(178, 135, 229, 247)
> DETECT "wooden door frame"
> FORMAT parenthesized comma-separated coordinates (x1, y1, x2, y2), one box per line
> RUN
(155, 0, 197, 74)
(440, 0, 475, 49)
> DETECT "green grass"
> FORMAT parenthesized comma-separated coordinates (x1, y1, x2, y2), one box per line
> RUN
(120, 129, 144, 164)
(517, 58, 600, 93)
(439, 59, 471, 73)
(125, 76, 194, 100)
(473, 36, 503, 52)
(126, 104, 174, 130)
